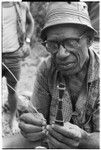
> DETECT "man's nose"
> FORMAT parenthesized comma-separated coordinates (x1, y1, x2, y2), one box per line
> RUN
(56, 45, 70, 59)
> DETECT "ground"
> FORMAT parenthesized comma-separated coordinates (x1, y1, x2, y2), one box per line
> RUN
(2, 42, 49, 137)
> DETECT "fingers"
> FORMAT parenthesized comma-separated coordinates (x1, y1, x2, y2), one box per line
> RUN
(21, 130, 46, 142)
(52, 123, 81, 140)
(19, 122, 43, 133)
(47, 133, 70, 149)
(20, 113, 46, 126)
(19, 121, 47, 142)
(47, 125, 79, 148)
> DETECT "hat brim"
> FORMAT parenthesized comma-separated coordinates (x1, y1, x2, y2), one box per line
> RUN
(41, 18, 97, 41)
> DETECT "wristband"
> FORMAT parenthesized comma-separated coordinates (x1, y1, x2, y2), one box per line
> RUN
(26, 37, 31, 43)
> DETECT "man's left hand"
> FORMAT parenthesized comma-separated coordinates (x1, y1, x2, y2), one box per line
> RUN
(22, 42, 31, 58)
(46, 122, 85, 149)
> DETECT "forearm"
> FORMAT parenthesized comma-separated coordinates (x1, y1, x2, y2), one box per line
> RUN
(26, 11, 34, 39)
(26, 21, 34, 39)
(79, 131, 100, 149)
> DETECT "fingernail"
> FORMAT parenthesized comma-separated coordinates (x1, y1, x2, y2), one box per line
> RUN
(42, 121, 46, 126)
(42, 126, 45, 131)
(52, 121, 55, 124)
(46, 125, 50, 130)
(42, 129, 46, 134)
(46, 131, 49, 135)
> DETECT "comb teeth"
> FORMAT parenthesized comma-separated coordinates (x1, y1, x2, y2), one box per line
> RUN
(57, 83, 66, 99)
(55, 83, 66, 126)
(55, 99, 64, 126)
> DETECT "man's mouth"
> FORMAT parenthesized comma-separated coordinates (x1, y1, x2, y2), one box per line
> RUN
(57, 61, 75, 65)
(56, 61, 77, 70)
(54, 53, 79, 71)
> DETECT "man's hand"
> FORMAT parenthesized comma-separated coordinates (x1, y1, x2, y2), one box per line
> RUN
(22, 42, 31, 58)
(46, 122, 86, 149)
(19, 113, 47, 142)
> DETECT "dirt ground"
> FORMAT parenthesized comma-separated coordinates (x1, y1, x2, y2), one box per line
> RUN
(2, 42, 49, 137)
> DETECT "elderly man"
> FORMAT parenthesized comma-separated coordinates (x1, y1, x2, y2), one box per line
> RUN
(3, 2, 99, 149)
(19, 2, 99, 149)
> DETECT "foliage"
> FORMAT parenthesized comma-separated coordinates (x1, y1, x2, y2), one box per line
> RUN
(30, 2, 48, 47)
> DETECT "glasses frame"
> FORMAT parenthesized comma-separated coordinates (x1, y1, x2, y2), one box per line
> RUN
(41, 30, 87, 54)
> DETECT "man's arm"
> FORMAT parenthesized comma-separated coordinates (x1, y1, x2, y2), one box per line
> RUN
(22, 7, 34, 58)
(26, 8, 34, 40)
(79, 104, 100, 149)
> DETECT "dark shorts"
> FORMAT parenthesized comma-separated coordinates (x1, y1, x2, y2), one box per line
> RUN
(2, 48, 22, 93)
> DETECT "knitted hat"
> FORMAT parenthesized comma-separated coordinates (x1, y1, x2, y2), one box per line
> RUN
(41, 2, 97, 41)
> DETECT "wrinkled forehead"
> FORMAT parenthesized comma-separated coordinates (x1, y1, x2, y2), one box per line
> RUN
(46, 25, 85, 40)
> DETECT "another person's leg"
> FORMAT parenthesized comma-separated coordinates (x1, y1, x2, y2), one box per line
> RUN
(2, 51, 21, 131)
(6, 61, 21, 130)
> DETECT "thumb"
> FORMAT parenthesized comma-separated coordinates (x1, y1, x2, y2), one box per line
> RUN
(20, 113, 46, 126)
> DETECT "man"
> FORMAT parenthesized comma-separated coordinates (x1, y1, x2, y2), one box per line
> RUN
(2, 2, 34, 132)
(3, 2, 99, 149)
(19, 2, 99, 149)
(18, 2, 99, 149)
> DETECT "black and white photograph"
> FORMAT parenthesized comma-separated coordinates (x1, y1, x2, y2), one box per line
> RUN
(1, 1, 100, 149)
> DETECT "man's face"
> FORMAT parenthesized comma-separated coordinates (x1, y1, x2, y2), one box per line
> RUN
(46, 25, 89, 75)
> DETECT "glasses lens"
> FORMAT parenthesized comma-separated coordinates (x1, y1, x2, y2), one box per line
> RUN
(64, 38, 79, 48)
(46, 41, 58, 54)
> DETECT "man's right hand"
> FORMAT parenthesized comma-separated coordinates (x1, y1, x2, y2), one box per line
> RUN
(19, 113, 47, 142)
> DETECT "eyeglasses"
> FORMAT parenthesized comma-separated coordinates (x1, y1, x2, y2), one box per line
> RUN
(41, 31, 87, 54)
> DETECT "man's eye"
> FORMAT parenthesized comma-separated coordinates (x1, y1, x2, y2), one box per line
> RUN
(69, 39, 79, 45)
(46, 42, 57, 49)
